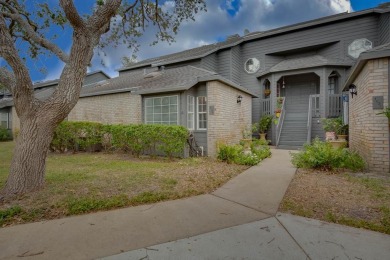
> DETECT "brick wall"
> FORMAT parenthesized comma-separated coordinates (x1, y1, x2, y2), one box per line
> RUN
(349, 58, 389, 174)
(68, 92, 142, 124)
(207, 81, 252, 157)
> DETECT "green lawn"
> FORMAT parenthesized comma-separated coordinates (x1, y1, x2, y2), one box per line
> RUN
(0, 142, 248, 227)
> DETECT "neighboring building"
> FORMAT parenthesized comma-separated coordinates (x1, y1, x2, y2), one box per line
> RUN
(1, 3, 390, 164)
(112, 3, 390, 151)
(68, 66, 255, 156)
(0, 71, 110, 135)
(343, 43, 390, 173)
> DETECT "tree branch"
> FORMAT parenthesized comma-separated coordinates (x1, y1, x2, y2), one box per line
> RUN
(0, 13, 34, 114)
(0, 67, 15, 92)
(59, 0, 86, 29)
(88, 0, 121, 32)
(0, 1, 69, 63)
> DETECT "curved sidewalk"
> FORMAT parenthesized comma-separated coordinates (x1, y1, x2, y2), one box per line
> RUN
(1, 149, 389, 259)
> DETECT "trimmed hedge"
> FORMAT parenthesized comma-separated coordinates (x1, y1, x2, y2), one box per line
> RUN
(51, 121, 189, 158)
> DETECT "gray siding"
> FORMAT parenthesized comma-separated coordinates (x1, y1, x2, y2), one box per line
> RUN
(201, 53, 217, 72)
(379, 13, 390, 44)
(84, 72, 109, 85)
(217, 49, 231, 80)
(231, 46, 241, 84)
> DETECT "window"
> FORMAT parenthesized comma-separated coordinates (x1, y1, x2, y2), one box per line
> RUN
(328, 72, 339, 95)
(187, 95, 195, 130)
(145, 95, 178, 125)
(348, 38, 373, 59)
(244, 58, 260, 74)
(0, 111, 9, 129)
(197, 96, 207, 130)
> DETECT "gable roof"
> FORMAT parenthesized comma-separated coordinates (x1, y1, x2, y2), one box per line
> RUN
(81, 65, 257, 97)
(257, 55, 353, 77)
(118, 35, 242, 71)
(0, 70, 111, 109)
(343, 42, 390, 90)
(119, 5, 390, 72)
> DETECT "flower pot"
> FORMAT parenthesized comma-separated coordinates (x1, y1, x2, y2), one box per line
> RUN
(337, 134, 347, 141)
(259, 133, 267, 141)
(328, 140, 347, 149)
(325, 132, 336, 141)
(276, 112, 280, 118)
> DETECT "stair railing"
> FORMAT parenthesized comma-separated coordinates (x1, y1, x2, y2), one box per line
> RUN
(307, 95, 313, 144)
(276, 97, 286, 146)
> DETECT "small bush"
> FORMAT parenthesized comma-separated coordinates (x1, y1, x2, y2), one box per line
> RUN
(51, 121, 189, 158)
(0, 126, 11, 141)
(218, 143, 271, 166)
(291, 138, 365, 171)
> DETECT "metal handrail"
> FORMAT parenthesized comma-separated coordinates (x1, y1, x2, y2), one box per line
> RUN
(276, 97, 286, 146)
(307, 95, 313, 144)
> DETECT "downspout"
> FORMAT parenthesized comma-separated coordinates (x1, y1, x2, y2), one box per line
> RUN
(388, 58, 390, 173)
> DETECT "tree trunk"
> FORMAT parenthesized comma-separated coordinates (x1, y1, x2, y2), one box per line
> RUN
(2, 116, 55, 196)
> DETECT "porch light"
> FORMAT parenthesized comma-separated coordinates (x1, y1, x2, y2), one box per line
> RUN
(282, 76, 286, 88)
(349, 84, 357, 98)
(237, 95, 243, 103)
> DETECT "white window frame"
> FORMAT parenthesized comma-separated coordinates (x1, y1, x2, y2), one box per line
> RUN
(0, 111, 9, 129)
(187, 95, 195, 130)
(144, 95, 179, 125)
(197, 96, 207, 130)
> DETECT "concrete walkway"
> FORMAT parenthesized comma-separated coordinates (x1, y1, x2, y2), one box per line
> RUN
(0, 149, 389, 259)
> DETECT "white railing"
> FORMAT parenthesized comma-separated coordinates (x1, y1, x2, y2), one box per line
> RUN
(276, 97, 286, 146)
(261, 99, 271, 116)
(328, 94, 342, 117)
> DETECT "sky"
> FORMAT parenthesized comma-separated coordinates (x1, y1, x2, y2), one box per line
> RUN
(1, 0, 388, 82)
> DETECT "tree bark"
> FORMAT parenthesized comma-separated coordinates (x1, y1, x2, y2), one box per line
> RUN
(2, 115, 55, 195)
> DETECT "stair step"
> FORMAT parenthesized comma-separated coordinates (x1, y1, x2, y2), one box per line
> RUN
(277, 145, 303, 150)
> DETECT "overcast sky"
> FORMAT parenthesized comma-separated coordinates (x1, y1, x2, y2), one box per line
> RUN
(1, 0, 386, 82)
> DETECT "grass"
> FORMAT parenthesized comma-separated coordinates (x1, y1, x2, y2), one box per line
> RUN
(280, 169, 390, 235)
(0, 141, 248, 227)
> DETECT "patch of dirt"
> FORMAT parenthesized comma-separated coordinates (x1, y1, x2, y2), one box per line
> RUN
(280, 169, 390, 234)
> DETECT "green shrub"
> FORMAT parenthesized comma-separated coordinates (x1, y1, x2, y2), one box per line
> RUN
(291, 138, 365, 171)
(0, 126, 11, 141)
(51, 121, 104, 152)
(52, 122, 189, 158)
(218, 144, 243, 164)
(218, 143, 271, 166)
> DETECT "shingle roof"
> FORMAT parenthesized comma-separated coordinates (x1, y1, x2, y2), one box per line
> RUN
(257, 55, 353, 77)
(81, 65, 257, 97)
(0, 98, 13, 109)
(120, 6, 389, 71)
(118, 35, 242, 71)
(343, 41, 390, 89)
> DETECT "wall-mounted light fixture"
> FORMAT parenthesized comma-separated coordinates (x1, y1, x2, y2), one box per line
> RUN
(349, 84, 357, 98)
(237, 95, 243, 104)
(282, 76, 286, 89)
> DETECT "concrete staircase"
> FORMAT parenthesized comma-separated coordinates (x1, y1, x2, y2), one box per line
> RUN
(278, 104, 309, 150)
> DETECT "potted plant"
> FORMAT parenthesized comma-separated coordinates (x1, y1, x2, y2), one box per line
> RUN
(335, 118, 348, 141)
(241, 125, 253, 149)
(322, 117, 347, 148)
(264, 89, 271, 97)
(258, 115, 273, 140)
(321, 118, 337, 141)
(275, 108, 281, 118)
